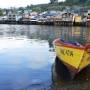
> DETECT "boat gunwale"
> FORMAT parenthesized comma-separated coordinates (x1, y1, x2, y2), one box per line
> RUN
(53, 38, 85, 50)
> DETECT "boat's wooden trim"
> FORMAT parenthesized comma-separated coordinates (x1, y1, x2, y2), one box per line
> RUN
(53, 38, 85, 50)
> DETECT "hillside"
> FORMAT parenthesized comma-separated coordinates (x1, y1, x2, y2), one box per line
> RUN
(66, 0, 90, 5)
(17, 0, 90, 13)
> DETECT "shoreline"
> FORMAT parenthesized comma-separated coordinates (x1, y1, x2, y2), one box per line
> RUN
(0, 20, 89, 26)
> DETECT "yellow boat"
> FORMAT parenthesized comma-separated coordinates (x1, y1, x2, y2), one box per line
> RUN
(53, 38, 90, 78)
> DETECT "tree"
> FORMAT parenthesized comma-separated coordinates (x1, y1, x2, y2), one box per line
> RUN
(50, 0, 58, 4)
(66, 0, 90, 4)
(0, 9, 3, 16)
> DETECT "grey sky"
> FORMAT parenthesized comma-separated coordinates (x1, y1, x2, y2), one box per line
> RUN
(0, 0, 65, 8)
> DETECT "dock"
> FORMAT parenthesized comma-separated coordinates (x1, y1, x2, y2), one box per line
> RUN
(0, 20, 90, 26)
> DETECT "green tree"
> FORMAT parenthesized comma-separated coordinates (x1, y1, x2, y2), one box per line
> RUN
(66, 0, 90, 4)
(0, 9, 3, 16)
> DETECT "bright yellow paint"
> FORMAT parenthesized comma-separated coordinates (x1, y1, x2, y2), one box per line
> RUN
(55, 45, 90, 70)
(79, 51, 90, 71)
(74, 16, 82, 22)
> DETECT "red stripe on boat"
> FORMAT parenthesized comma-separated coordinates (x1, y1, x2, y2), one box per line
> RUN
(53, 38, 85, 50)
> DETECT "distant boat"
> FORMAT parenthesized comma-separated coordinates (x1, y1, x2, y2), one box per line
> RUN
(53, 38, 90, 78)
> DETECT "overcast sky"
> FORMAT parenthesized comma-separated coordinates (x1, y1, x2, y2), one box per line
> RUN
(0, 0, 65, 8)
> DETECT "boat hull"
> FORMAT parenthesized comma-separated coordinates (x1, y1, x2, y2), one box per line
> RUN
(54, 39, 90, 78)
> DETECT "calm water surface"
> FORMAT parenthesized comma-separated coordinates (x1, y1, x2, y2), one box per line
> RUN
(0, 25, 90, 90)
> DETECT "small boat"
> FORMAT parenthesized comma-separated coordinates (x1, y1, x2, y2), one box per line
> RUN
(53, 38, 90, 78)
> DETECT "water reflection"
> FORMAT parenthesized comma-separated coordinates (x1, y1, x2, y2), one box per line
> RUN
(0, 25, 90, 90)
(51, 57, 90, 90)
(0, 37, 54, 90)
(0, 25, 89, 46)
(52, 66, 90, 89)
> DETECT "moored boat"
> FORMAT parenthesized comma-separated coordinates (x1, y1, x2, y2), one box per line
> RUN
(53, 38, 90, 78)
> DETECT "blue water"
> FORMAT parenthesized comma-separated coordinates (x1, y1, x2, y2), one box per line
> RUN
(0, 25, 89, 90)
(0, 38, 56, 90)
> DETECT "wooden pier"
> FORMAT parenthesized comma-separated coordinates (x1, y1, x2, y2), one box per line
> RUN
(0, 20, 54, 25)
(54, 21, 73, 26)
(0, 20, 90, 26)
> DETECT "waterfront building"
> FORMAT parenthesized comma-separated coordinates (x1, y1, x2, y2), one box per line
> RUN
(86, 10, 90, 21)
(74, 15, 82, 23)
(61, 12, 75, 22)
(52, 11, 80, 25)
(7, 9, 16, 21)
(21, 11, 38, 21)
(0, 16, 8, 20)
